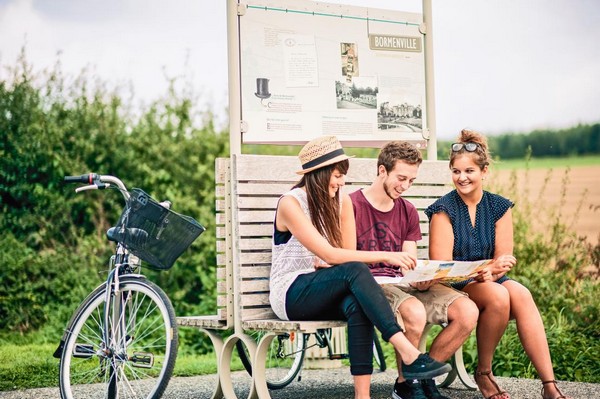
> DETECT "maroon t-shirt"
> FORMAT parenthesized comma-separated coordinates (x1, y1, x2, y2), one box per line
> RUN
(349, 189, 422, 277)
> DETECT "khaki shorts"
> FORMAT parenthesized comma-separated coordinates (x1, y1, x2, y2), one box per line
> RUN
(381, 283, 467, 330)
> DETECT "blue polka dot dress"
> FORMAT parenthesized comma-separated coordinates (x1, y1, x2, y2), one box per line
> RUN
(425, 190, 514, 290)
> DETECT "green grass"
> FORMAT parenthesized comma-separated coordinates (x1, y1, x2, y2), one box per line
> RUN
(491, 154, 600, 170)
(0, 343, 59, 391)
(0, 343, 245, 391)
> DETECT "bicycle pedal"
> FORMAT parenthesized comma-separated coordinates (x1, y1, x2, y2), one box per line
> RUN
(329, 353, 348, 360)
(130, 352, 154, 368)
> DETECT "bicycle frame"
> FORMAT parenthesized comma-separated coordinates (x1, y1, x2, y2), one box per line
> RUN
(76, 240, 138, 393)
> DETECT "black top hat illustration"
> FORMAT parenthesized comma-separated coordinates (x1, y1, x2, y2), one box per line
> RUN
(255, 78, 271, 99)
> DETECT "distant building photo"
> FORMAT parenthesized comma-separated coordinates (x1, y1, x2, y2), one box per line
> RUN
(377, 94, 422, 132)
(335, 76, 377, 110)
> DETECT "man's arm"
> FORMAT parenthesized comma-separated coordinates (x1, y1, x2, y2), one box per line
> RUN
(402, 240, 418, 258)
(341, 193, 357, 250)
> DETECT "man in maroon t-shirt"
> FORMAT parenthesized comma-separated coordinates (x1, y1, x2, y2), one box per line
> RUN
(349, 141, 478, 399)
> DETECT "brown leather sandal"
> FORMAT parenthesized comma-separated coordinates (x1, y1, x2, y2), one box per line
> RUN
(474, 369, 511, 399)
(541, 380, 572, 399)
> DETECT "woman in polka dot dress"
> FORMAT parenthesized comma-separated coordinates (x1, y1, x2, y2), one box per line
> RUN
(425, 129, 572, 399)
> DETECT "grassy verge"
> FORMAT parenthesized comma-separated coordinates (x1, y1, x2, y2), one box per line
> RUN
(0, 343, 247, 391)
(0, 343, 59, 391)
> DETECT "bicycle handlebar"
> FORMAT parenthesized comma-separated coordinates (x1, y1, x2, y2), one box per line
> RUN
(64, 174, 173, 209)
(64, 173, 130, 201)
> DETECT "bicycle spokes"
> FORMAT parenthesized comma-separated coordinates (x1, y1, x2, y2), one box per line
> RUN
(59, 278, 177, 399)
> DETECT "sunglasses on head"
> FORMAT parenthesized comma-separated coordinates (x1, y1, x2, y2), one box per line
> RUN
(451, 142, 479, 152)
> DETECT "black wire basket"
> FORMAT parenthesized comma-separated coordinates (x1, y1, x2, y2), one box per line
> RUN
(116, 188, 205, 270)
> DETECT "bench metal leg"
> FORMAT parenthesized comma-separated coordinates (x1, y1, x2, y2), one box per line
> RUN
(199, 328, 225, 399)
(451, 344, 477, 390)
(252, 332, 278, 399)
(220, 333, 260, 399)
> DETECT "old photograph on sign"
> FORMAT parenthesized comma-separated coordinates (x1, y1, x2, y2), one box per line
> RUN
(340, 42, 359, 82)
(335, 76, 377, 110)
(377, 88, 423, 132)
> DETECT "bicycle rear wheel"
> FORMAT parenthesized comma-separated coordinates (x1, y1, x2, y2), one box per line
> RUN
(236, 330, 306, 390)
(373, 334, 387, 372)
(58, 276, 178, 399)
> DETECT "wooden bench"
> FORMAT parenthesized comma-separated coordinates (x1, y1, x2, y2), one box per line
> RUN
(177, 154, 476, 399)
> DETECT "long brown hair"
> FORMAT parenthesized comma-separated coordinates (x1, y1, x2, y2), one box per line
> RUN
(294, 159, 349, 248)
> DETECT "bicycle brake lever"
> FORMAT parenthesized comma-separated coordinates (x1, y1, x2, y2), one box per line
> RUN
(75, 183, 111, 193)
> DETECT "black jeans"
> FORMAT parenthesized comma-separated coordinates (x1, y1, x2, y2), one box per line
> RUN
(285, 261, 402, 375)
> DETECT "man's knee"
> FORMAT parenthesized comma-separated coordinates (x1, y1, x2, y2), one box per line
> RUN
(448, 297, 478, 330)
(399, 297, 426, 333)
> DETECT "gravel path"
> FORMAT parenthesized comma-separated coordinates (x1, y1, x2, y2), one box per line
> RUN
(1, 368, 597, 399)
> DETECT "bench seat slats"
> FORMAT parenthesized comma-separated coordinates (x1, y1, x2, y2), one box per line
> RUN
(243, 319, 347, 333)
(177, 314, 229, 329)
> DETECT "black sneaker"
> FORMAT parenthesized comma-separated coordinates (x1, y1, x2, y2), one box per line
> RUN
(401, 353, 452, 380)
(421, 378, 451, 399)
(392, 379, 428, 399)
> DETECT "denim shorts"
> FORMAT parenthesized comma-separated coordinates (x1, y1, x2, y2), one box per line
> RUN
(381, 283, 468, 329)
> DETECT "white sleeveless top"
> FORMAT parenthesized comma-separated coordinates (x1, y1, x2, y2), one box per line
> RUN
(269, 188, 316, 320)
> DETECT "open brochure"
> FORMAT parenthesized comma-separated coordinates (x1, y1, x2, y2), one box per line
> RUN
(373, 259, 491, 285)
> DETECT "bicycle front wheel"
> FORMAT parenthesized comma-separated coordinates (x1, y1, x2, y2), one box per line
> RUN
(58, 276, 178, 399)
(236, 330, 306, 390)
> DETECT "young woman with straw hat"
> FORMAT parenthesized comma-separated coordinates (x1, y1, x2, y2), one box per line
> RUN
(269, 135, 451, 399)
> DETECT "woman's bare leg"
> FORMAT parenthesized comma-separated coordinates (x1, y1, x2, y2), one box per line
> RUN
(503, 280, 566, 399)
(464, 282, 510, 397)
(354, 374, 372, 399)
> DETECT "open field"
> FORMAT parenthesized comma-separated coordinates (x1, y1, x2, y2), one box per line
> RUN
(488, 165, 599, 244)
(491, 154, 600, 170)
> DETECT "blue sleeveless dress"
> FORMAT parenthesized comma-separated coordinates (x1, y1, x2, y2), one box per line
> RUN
(425, 190, 514, 290)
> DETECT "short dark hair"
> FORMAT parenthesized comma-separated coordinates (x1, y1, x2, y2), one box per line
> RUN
(377, 141, 422, 174)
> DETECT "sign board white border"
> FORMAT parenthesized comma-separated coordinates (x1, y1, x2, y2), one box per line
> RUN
(237, 0, 429, 147)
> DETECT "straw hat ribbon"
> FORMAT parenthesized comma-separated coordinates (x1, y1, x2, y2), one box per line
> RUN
(296, 135, 354, 175)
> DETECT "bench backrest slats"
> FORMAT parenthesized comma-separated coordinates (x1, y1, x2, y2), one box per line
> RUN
(226, 154, 451, 323)
(214, 158, 233, 328)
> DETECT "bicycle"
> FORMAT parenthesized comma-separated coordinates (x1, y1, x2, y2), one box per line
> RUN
(235, 327, 387, 390)
(53, 173, 205, 399)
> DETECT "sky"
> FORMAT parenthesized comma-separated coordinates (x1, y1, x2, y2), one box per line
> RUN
(1, 0, 599, 140)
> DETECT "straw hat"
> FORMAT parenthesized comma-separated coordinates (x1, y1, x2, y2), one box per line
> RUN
(296, 135, 354, 175)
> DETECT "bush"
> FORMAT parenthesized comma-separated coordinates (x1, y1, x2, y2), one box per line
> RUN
(484, 159, 600, 382)
(0, 52, 228, 353)
(0, 232, 105, 335)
